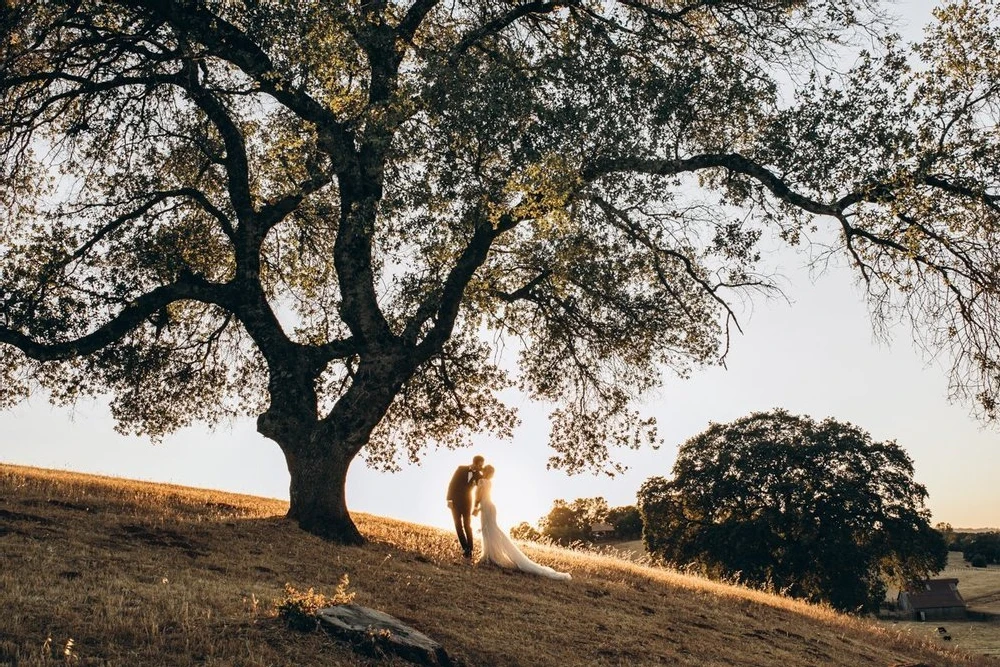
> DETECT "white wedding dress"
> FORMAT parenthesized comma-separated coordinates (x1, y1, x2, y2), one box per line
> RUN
(477, 479, 571, 580)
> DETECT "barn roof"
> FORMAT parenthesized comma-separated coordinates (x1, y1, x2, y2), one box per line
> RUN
(901, 579, 966, 610)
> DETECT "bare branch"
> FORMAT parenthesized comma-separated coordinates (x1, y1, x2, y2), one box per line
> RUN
(494, 270, 553, 303)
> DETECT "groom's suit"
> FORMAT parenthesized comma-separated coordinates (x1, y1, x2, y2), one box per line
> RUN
(447, 464, 481, 557)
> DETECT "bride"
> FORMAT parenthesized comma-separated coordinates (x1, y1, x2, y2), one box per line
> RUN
(475, 465, 572, 580)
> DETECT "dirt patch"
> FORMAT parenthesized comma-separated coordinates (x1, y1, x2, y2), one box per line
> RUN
(115, 523, 209, 558)
(0, 508, 55, 525)
(48, 499, 95, 513)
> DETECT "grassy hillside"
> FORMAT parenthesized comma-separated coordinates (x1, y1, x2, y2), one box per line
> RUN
(0, 464, 992, 667)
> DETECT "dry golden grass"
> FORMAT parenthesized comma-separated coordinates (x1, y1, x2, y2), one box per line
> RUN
(1, 463, 995, 667)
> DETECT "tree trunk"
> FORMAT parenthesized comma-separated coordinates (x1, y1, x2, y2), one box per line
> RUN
(258, 401, 368, 545)
(283, 448, 364, 545)
(257, 351, 414, 545)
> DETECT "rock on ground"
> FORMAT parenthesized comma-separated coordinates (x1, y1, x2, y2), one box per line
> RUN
(318, 604, 455, 666)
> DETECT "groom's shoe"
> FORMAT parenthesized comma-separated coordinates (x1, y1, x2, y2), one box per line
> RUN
(462, 550, 472, 559)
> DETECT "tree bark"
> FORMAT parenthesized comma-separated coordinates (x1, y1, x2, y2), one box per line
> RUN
(256, 382, 368, 545)
(283, 447, 364, 545)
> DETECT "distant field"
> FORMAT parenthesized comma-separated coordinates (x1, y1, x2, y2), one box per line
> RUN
(945, 552, 1000, 614)
(603, 539, 646, 559)
(885, 551, 1000, 613)
(882, 552, 1000, 659)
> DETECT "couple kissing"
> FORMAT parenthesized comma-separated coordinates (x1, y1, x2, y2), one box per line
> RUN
(446, 455, 571, 581)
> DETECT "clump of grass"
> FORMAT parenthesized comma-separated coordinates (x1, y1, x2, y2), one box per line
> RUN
(275, 575, 355, 632)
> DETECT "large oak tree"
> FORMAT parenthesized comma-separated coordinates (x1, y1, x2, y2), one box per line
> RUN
(1, 0, 998, 542)
(637, 410, 948, 613)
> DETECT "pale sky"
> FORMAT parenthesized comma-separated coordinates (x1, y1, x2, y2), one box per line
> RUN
(3, 0, 997, 533)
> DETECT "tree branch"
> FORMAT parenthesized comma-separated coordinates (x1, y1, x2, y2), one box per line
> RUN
(0, 273, 232, 362)
(177, 58, 254, 225)
(257, 162, 334, 235)
(121, 0, 357, 167)
(612, 0, 720, 25)
(589, 194, 747, 337)
(583, 152, 871, 217)
(494, 270, 553, 303)
(451, 0, 578, 57)
(80, 188, 235, 257)
(315, 337, 360, 363)
(411, 212, 514, 355)
(396, 0, 440, 43)
(924, 175, 1000, 214)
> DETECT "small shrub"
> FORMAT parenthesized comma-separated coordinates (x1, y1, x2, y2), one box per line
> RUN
(275, 575, 356, 632)
(970, 554, 988, 568)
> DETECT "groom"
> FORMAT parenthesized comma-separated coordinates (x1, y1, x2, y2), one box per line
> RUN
(446, 455, 484, 559)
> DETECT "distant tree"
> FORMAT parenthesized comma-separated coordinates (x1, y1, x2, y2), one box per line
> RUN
(638, 410, 948, 613)
(962, 533, 1000, 566)
(949, 531, 975, 554)
(4, 0, 1000, 545)
(935, 522, 956, 549)
(510, 522, 541, 542)
(539, 501, 587, 545)
(606, 505, 643, 541)
(539, 497, 609, 544)
(530, 499, 641, 543)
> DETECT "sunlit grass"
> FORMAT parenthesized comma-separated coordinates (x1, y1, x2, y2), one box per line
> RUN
(1, 463, 992, 666)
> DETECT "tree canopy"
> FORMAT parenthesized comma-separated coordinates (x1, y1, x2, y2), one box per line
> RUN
(1, 0, 999, 542)
(955, 532, 1000, 566)
(532, 497, 641, 543)
(637, 410, 948, 613)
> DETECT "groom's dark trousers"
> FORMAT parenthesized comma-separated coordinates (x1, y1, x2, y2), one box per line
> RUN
(447, 465, 477, 557)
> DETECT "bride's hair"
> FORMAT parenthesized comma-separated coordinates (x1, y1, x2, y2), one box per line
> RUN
(482, 465, 495, 479)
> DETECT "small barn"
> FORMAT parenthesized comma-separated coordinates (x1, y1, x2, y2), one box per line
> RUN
(590, 522, 615, 540)
(897, 578, 967, 621)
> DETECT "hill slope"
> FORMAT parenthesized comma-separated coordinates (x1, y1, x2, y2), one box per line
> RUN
(0, 464, 990, 666)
